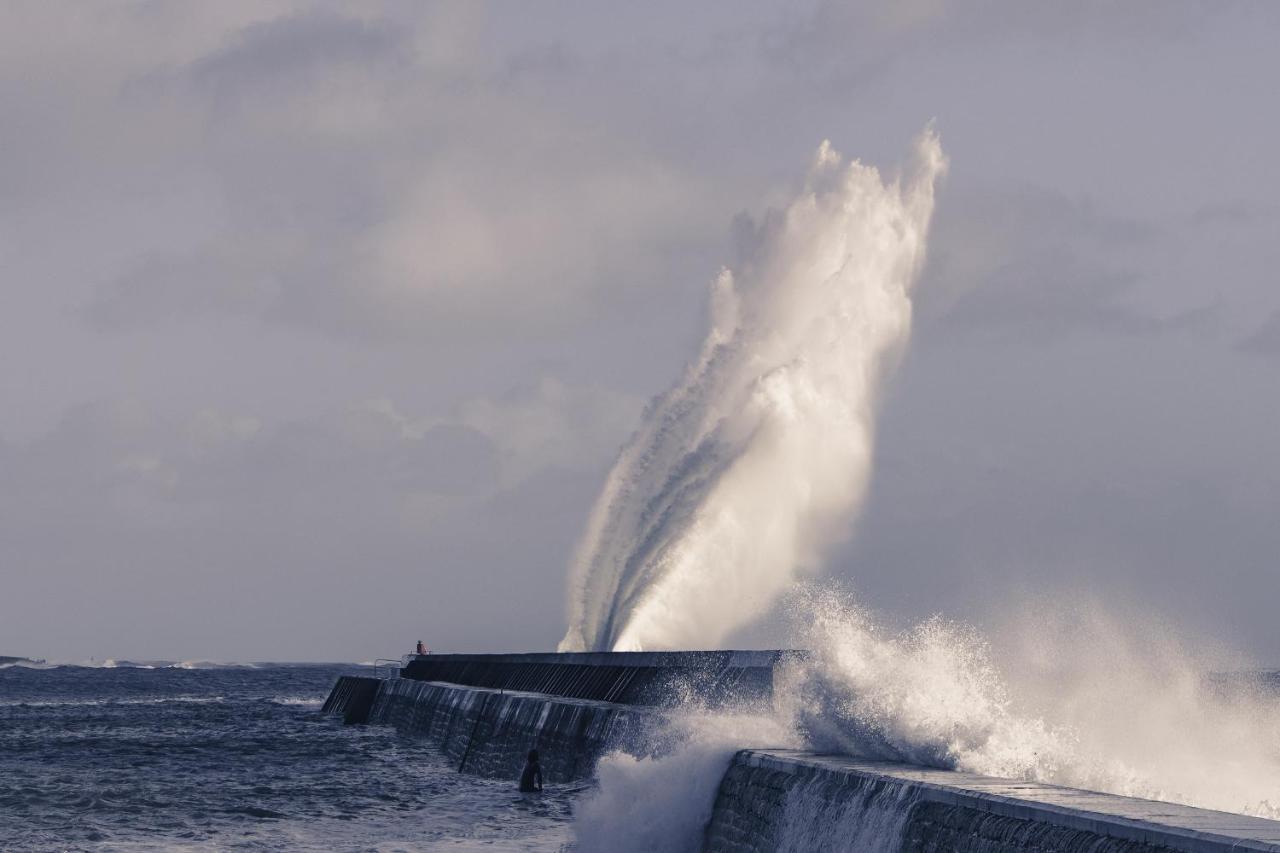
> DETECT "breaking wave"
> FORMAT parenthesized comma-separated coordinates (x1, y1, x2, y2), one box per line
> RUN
(779, 587, 1280, 819)
(562, 126, 946, 653)
(564, 127, 1280, 849)
(573, 591, 1280, 851)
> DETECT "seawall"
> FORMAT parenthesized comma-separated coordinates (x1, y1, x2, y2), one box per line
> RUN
(323, 657, 1280, 851)
(321, 675, 380, 724)
(705, 750, 1280, 853)
(324, 674, 663, 782)
(400, 650, 785, 706)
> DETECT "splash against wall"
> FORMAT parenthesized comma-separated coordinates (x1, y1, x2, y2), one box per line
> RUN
(561, 127, 946, 653)
(563, 129, 1280, 849)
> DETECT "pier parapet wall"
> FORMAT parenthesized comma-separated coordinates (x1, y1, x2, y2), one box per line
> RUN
(369, 676, 663, 781)
(399, 650, 785, 706)
(321, 675, 379, 724)
(705, 750, 1280, 853)
(323, 673, 663, 782)
(322, 657, 1280, 852)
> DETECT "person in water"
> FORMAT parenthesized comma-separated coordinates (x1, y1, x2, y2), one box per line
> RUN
(519, 749, 543, 793)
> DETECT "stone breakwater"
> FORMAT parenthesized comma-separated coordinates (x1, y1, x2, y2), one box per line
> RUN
(322, 674, 380, 724)
(399, 650, 785, 705)
(323, 651, 783, 782)
(324, 675, 663, 782)
(704, 750, 1280, 853)
(323, 656, 1280, 852)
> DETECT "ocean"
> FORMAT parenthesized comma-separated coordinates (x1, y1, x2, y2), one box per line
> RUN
(5, 658, 1278, 852)
(0, 663, 577, 851)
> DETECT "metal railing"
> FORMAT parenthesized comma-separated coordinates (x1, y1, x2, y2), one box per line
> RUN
(372, 658, 404, 679)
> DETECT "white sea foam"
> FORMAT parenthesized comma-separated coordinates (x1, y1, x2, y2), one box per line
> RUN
(79, 659, 149, 669)
(267, 696, 324, 706)
(560, 127, 946, 653)
(0, 658, 269, 671)
(167, 660, 260, 669)
(0, 695, 225, 708)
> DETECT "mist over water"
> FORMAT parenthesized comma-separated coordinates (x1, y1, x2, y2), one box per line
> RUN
(561, 127, 946, 653)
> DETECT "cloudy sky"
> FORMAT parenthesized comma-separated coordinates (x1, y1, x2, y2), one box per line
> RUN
(2, 1, 1278, 663)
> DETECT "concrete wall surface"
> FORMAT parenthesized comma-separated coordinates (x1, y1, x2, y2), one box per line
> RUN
(321, 671, 1280, 853)
(400, 650, 788, 706)
(321, 675, 379, 724)
(324, 675, 666, 782)
(705, 750, 1280, 853)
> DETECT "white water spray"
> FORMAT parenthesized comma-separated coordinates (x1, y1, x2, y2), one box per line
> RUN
(561, 128, 946, 652)
(573, 592, 1280, 851)
(777, 587, 1280, 818)
(566, 129, 1280, 850)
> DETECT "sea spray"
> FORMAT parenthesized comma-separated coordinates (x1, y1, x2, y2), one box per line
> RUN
(776, 586, 1078, 778)
(786, 586, 1280, 818)
(562, 126, 1280, 847)
(573, 709, 798, 853)
(574, 592, 1280, 850)
(561, 127, 947, 653)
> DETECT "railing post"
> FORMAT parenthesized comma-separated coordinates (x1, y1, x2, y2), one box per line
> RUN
(458, 692, 492, 773)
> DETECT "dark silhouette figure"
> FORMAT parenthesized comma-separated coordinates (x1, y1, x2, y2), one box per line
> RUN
(519, 749, 543, 793)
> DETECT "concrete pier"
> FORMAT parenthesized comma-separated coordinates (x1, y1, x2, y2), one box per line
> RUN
(322, 655, 1280, 852)
(323, 673, 665, 782)
(321, 674, 379, 724)
(399, 650, 786, 706)
(705, 750, 1280, 853)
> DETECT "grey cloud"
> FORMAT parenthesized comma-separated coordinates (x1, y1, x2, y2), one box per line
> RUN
(1240, 310, 1280, 356)
(934, 256, 1156, 340)
(0, 382, 631, 659)
(917, 185, 1175, 341)
(841, 441, 1280, 658)
(1191, 200, 1280, 227)
(404, 424, 500, 496)
(758, 0, 1214, 89)
(243, 418, 498, 500)
(82, 251, 279, 330)
(184, 11, 408, 107)
(4, 0, 1280, 662)
(76, 5, 722, 346)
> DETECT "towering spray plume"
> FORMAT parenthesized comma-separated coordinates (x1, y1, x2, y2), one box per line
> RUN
(561, 128, 946, 652)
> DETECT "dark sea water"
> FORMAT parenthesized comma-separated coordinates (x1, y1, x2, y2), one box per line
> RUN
(0, 663, 577, 851)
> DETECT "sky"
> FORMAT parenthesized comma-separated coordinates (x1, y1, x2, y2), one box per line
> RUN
(2, 1, 1278, 663)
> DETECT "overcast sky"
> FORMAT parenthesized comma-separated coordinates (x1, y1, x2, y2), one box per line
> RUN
(2, 1, 1278, 663)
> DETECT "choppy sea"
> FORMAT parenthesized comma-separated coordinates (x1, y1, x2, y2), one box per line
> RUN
(0, 663, 577, 851)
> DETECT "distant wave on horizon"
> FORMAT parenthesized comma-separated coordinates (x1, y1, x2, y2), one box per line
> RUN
(0, 658, 376, 671)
